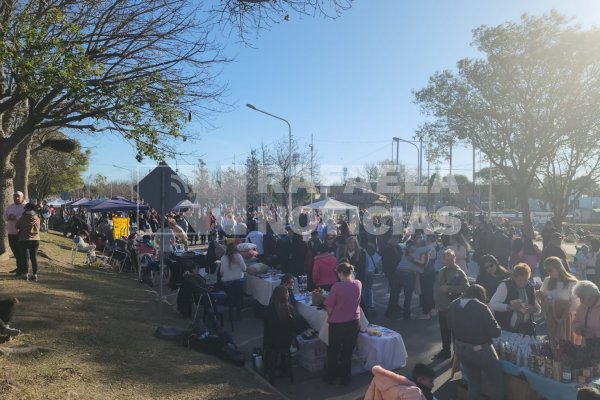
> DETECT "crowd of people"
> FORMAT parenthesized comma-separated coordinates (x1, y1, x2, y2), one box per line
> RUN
(7, 192, 600, 399)
(252, 211, 600, 399)
(3, 191, 42, 282)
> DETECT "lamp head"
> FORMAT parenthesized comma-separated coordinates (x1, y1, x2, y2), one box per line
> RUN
(246, 103, 257, 110)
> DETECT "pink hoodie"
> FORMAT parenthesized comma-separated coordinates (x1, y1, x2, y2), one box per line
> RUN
(364, 366, 426, 400)
(312, 252, 338, 287)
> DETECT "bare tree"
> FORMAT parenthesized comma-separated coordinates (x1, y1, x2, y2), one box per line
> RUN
(0, 0, 229, 253)
(362, 162, 379, 184)
(213, 0, 352, 40)
(266, 136, 311, 208)
(0, 0, 353, 253)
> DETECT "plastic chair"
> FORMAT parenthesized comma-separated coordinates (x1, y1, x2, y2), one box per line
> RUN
(71, 236, 92, 266)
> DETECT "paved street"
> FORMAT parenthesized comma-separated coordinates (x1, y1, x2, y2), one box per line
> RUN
(227, 272, 456, 400)
(219, 240, 578, 400)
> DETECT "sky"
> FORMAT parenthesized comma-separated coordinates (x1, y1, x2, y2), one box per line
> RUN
(82, 0, 600, 186)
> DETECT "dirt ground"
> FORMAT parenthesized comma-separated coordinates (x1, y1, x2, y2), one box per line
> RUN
(0, 232, 282, 400)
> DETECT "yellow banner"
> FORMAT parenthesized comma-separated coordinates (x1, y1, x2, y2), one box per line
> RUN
(112, 217, 129, 239)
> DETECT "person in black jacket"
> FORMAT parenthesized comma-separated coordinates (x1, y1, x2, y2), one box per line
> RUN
(448, 284, 504, 400)
(540, 232, 569, 280)
(0, 297, 21, 337)
(263, 286, 295, 383)
(491, 226, 512, 268)
(489, 263, 541, 335)
(475, 254, 511, 302)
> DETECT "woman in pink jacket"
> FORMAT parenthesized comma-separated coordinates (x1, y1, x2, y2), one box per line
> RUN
(311, 245, 338, 291)
(364, 365, 428, 400)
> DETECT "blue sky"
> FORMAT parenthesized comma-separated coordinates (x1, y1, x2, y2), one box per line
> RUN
(83, 0, 600, 185)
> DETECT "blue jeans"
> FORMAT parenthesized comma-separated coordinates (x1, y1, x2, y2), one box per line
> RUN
(362, 271, 374, 308)
(386, 270, 415, 319)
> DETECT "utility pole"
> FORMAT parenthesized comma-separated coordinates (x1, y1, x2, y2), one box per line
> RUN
(309, 133, 314, 203)
(396, 139, 400, 207)
(261, 142, 265, 209)
(489, 160, 493, 220)
(449, 140, 453, 206)
(472, 143, 476, 222)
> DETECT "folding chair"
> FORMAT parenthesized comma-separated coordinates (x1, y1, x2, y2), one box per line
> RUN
(193, 287, 233, 331)
(109, 248, 130, 272)
(106, 238, 130, 271)
(70, 236, 92, 266)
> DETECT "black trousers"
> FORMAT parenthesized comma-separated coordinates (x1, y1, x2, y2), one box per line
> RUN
(326, 319, 359, 381)
(439, 311, 452, 353)
(420, 270, 436, 314)
(8, 234, 25, 271)
(0, 299, 16, 328)
(20, 240, 40, 275)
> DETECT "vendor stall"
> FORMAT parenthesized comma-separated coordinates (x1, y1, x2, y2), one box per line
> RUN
(294, 292, 407, 373)
(460, 330, 600, 400)
(244, 272, 298, 306)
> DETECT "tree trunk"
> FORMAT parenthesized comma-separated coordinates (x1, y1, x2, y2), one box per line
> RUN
(517, 188, 534, 238)
(0, 147, 15, 255)
(12, 135, 32, 201)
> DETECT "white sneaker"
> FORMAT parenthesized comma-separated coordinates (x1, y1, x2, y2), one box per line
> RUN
(290, 345, 298, 354)
(430, 309, 439, 317)
(418, 313, 431, 320)
(0, 326, 21, 337)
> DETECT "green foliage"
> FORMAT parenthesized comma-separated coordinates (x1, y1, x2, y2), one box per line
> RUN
(28, 141, 89, 200)
(0, 0, 222, 162)
(414, 12, 600, 233)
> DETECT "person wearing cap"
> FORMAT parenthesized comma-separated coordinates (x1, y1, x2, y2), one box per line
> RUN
(3, 191, 26, 274)
(540, 232, 569, 280)
(16, 203, 41, 280)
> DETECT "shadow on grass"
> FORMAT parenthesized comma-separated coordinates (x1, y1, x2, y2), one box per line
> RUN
(4, 264, 281, 400)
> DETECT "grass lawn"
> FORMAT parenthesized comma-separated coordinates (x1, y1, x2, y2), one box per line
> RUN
(0, 231, 282, 400)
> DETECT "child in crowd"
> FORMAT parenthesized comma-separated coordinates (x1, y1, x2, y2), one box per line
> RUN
(0, 297, 21, 337)
(412, 363, 437, 400)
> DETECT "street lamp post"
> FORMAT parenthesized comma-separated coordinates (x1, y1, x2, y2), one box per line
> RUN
(113, 164, 134, 200)
(246, 104, 293, 221)
(393, 137, 420, 213)
(112, 164, 140, 230)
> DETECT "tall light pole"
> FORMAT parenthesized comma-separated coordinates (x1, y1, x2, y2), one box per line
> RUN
(393, 137, 420, 213)
(113, 164, 134, 200)
(247, 104, 293, 221)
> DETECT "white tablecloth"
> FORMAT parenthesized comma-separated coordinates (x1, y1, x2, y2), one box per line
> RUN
(294, 293, 407, 371)
(357, 326, 407, 371)
(244, 274, 298, 306)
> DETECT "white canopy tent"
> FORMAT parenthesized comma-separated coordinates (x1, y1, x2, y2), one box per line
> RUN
(172, 199, 199, 210)
(301, 198, 360, 235)
(302, 198, 359, 212)
(46, 198, 69, 207)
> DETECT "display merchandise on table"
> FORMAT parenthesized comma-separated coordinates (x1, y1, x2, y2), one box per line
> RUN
(243, 269, 299, 306)
(294, 293, 407, 373)
(487, 330, 600, 400)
